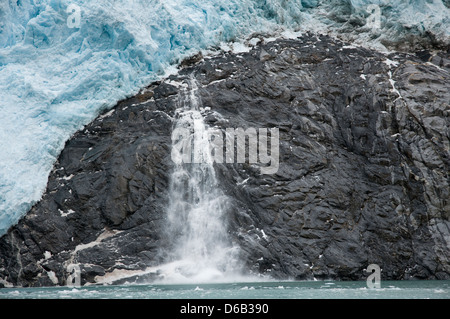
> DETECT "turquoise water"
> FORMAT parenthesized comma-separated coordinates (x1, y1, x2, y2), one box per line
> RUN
(1, 280, 449, 299)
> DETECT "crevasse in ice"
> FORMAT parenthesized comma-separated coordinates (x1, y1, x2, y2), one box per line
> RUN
(0, 0, 449, 236)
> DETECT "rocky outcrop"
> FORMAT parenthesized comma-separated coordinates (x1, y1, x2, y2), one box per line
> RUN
(0, 34, 449, 287)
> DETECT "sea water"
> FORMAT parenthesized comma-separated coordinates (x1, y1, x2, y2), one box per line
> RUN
(0, 280, 449, 299)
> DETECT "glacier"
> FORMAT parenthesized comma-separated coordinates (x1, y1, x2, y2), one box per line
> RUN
(0, 0, 449, 236)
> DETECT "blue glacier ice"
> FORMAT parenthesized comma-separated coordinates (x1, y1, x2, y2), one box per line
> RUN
(0, 0, 449, 236)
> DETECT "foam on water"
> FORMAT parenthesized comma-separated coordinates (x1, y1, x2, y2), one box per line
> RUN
(0, 280, 449, 299)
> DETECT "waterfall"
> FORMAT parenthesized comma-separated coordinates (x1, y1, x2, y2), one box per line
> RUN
(154, 79, 242, 283)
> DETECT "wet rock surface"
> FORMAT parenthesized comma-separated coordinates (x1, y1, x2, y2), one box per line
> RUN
(1, 34, 449, 287)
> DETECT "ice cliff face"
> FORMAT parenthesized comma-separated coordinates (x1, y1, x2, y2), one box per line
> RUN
(0, 0, 449, 235)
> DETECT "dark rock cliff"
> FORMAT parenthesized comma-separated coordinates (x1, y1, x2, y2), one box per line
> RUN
(1, 34, 449, 287)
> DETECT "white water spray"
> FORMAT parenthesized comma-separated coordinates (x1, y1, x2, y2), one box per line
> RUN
(154, 79, 243, 283)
